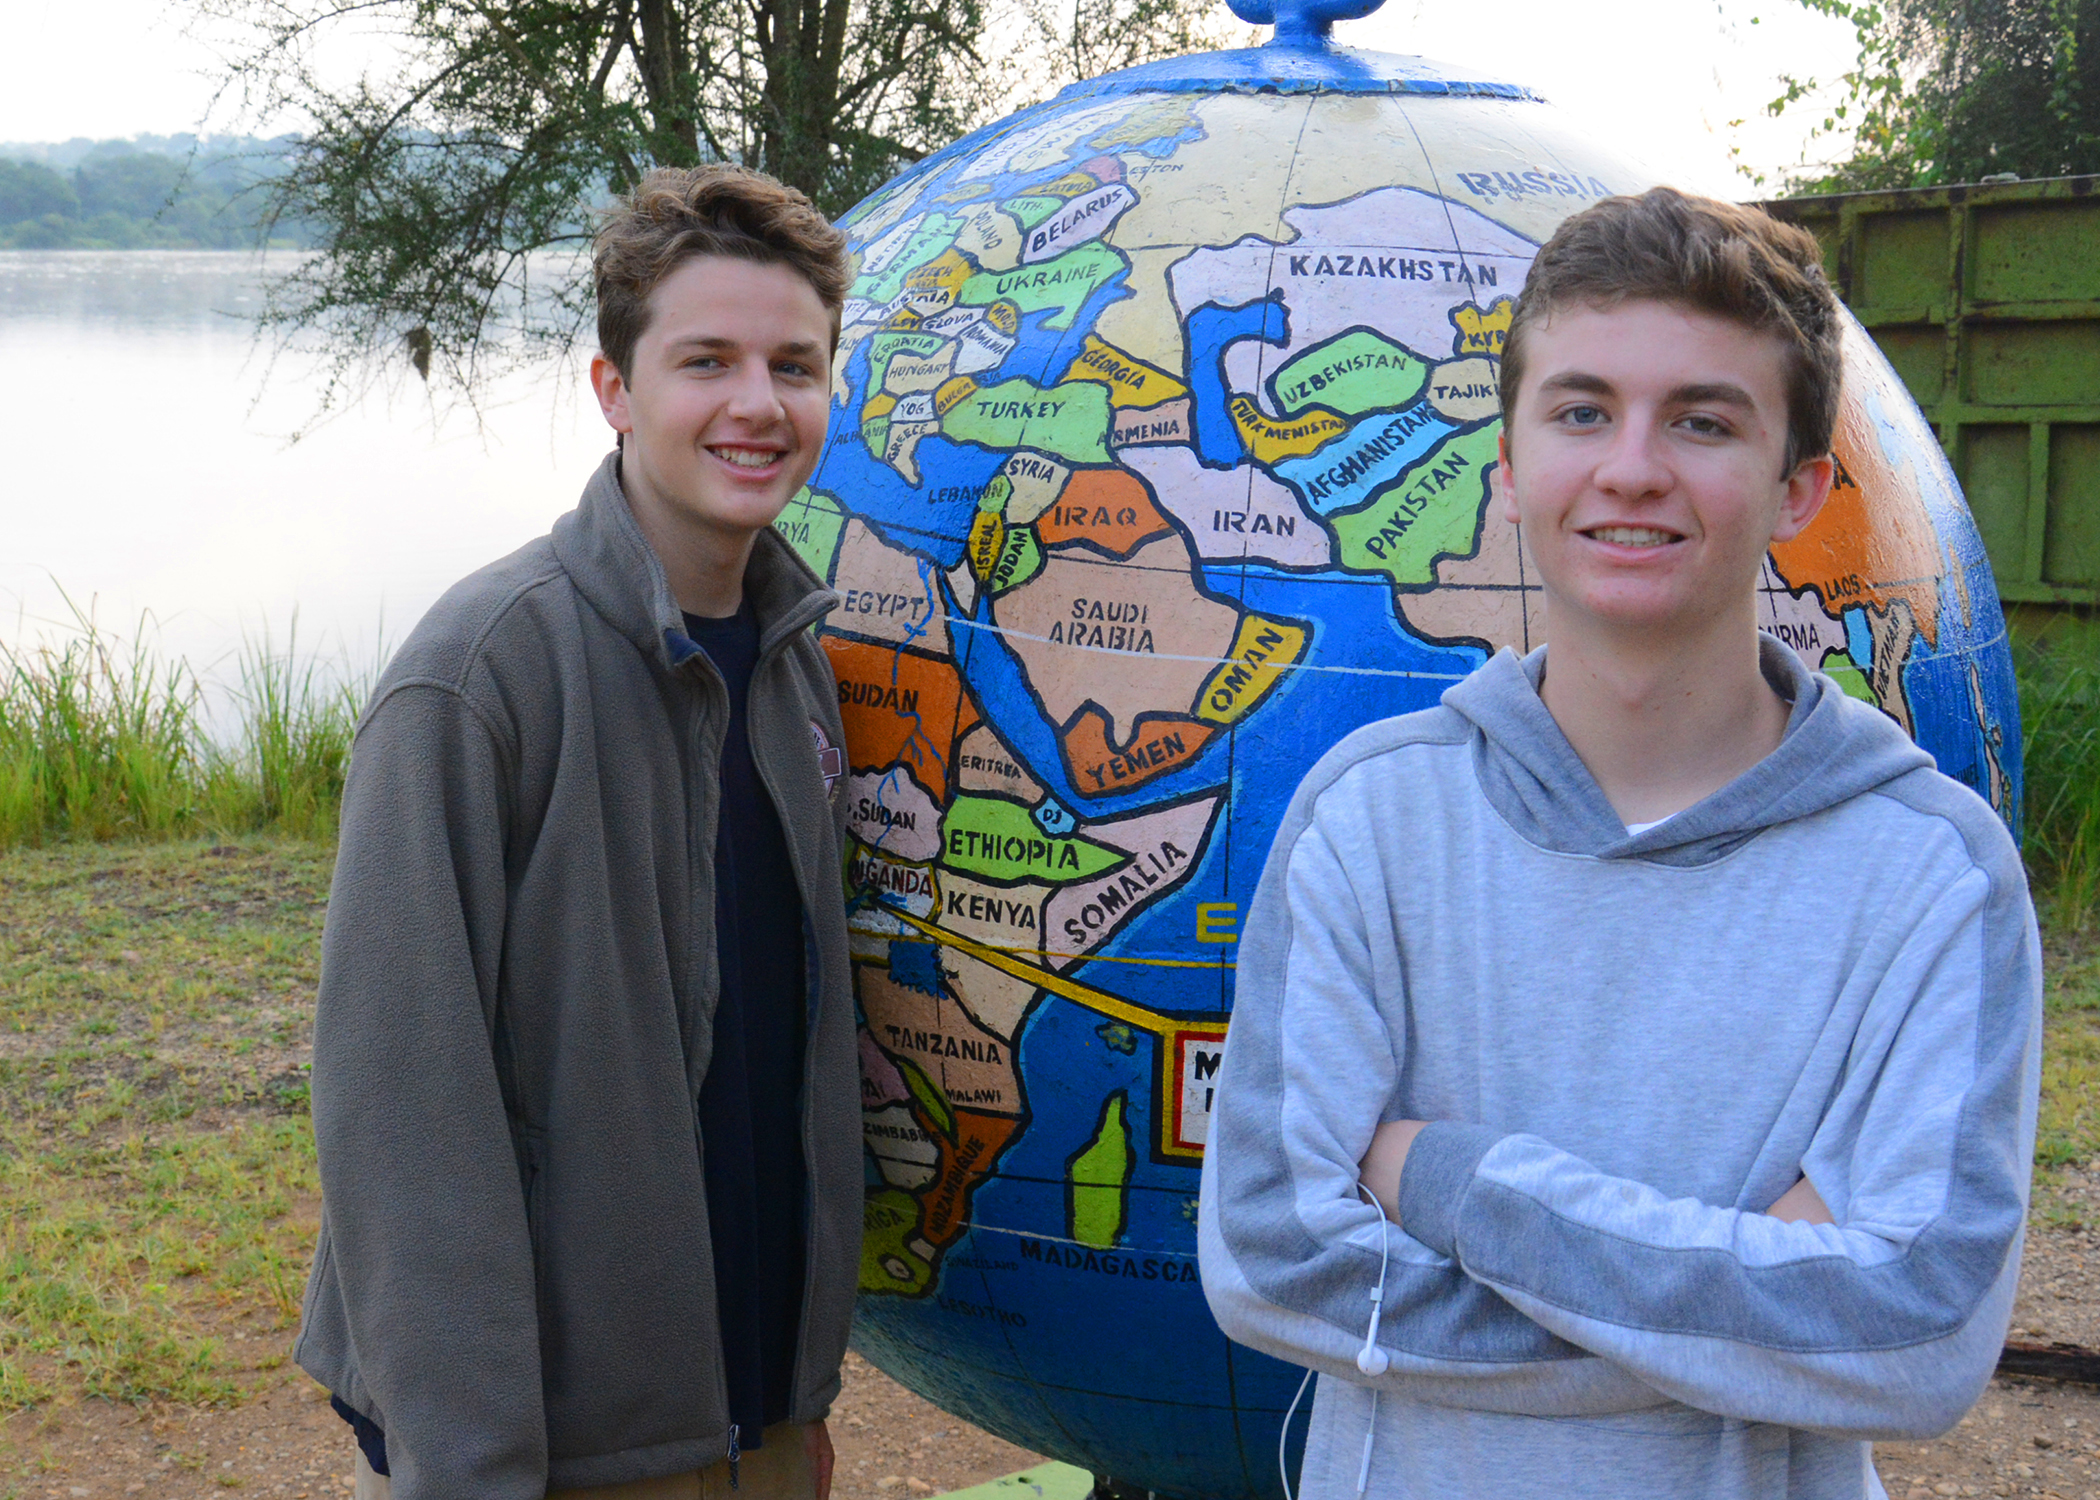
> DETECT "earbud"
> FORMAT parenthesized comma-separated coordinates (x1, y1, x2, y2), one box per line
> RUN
(1356, 1287, 1390, 1375)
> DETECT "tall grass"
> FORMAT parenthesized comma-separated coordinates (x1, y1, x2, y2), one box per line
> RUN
(0, 604, 366, 848)
(2018, 617, 2100, 932)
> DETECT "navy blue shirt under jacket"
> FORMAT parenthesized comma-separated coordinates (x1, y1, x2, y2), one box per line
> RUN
(685, 600, 810, 1451)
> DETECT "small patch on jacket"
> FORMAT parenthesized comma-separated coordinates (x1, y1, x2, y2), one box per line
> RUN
(811, 720, 845, 801)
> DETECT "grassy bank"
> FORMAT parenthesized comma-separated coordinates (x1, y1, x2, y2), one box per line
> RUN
(0, 612, 360, 848)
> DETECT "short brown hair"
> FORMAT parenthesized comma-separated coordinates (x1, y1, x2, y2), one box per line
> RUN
(1499, 187, 1843, 474)
(594, 165, 850, 377)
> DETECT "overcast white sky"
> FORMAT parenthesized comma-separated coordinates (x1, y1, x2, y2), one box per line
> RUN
(0, 0, 1858, 195)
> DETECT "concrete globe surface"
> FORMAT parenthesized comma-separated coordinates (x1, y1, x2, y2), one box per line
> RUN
(775, 22, 2018, 1499)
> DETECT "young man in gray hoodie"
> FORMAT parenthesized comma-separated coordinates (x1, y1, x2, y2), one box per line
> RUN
(294, 166, 859, 1500)
(1198, 188, 2041, 1499)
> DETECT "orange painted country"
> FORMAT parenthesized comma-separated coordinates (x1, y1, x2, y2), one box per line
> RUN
(1767, 374, 1942, 645)
(1061, 705, 1216, 797)
(824, 637, 967, 800)
(1035, 469, 1173, 558)
(919, 1110, 1021, 1246)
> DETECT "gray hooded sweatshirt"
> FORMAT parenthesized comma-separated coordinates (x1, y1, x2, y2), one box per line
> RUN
(294, 454, 859, 1500)
(1198, 636, 2041, 1500)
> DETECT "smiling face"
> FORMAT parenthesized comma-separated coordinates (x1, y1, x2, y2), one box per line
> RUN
(591, 253, 834, 556)
(1497, 298, 1833, 646)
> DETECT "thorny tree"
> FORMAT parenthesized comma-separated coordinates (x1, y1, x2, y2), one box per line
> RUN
(198, 0, 1238, 408)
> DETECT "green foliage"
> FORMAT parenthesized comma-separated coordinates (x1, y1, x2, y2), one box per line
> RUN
(2018, 617, 2100, 932)
(0, 159, 77, 224)
(1771, 0, 2100, 191)
(0, 606, 365, 849)
(197, 0, 1236, 406)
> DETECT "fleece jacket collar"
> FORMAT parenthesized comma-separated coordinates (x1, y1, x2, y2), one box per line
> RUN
(1441, 632, 1935, 867)
(550, 450, 839, 673)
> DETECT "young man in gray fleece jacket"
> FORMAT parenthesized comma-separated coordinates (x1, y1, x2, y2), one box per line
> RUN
(1199, 187, 2041, 1499)
(294, 167, 859, 1500)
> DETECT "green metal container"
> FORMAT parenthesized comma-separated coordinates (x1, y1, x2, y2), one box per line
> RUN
(1763, 176, 2100, 606)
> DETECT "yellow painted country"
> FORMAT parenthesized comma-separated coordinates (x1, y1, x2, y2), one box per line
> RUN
(1060, 335, 1188, 407)
(1043, 171, 1104, 198)
(1196, 614, 1309, 727)
(906, 249, 972, 295)
(968, 509, 1007, 582)
(1228, 397, 1349, 464)
(1453, 298, 1515, 356)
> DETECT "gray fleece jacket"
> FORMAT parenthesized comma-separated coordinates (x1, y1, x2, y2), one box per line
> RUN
(1198, 636, 2041, 1500)
(293, 453, 859, 1499)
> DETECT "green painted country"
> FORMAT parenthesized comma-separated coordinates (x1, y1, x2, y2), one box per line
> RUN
(1270, 328, 1429, 419)
(868, 330, 948, 392)
(989, 524, 1044, 594)
(1332, 424, 1503, 585)
(945, 378, 1111, 465)
(858, 215, 961, 303)
(958, 240, 1125, 331)
(775, 487, 847, 578)
(940, 795, 1124, 883)
(1067, 1090, 1132, 1249)
(1002, 195, 1066, 230)
(861, 1187, 936, 1294)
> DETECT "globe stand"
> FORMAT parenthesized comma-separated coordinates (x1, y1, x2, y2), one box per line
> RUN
(1091, 1474, 1159, 1500)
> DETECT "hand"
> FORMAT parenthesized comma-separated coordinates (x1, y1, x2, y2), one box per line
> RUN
(1766, 1175, 1834, 1225)
(804, 1418, 836, 1500)
(1359, 1119, 1430, 1227)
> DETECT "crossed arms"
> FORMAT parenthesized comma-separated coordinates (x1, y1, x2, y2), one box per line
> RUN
(1196, 768, 2042, 1441)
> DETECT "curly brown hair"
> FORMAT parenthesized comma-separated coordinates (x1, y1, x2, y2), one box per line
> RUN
(1498, 187, 1844, 475)
(594, 165, 850, 377)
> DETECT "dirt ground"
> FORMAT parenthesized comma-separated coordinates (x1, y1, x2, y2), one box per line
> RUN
(0, 1351, 1048, 1500)
(12, 1250, 2100, 1500)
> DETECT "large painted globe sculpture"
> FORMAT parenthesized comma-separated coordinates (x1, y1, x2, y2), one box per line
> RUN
(777, 0, 2020, 1492)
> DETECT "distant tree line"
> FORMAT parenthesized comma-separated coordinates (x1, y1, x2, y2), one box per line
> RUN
(0, 137, 319, 249)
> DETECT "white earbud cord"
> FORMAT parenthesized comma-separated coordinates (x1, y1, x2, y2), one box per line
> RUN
(1277, 1366, 1314, 1500)
(1278, 1190, 1394, 1500)
(1353, 1185, 1393, 1496)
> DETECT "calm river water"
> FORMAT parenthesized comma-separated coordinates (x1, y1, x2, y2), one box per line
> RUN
(0, 251, 607, 677)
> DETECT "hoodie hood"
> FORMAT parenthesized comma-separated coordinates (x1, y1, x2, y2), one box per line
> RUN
(1441, 632, 1935, 867)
